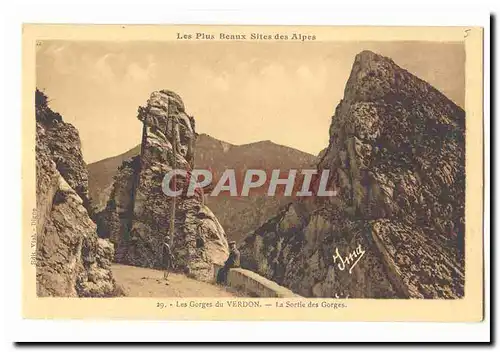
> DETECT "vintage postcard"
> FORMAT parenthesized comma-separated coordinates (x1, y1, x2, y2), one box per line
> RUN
(22, 24, 484, 321)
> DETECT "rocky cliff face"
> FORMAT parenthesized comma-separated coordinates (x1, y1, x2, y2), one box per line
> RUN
(97, 90, 229, 281)
(240, 51, 465, 299)
(88, 145, 141, 212)
(35, 90, 116, 297)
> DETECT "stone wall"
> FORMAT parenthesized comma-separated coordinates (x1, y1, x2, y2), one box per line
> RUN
(214, 264, 300, 298)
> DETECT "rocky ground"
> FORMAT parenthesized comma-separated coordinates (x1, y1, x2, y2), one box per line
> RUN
(111, 264, 237, 297)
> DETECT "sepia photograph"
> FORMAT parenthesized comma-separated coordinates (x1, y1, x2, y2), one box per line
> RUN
(20, 24, 485, 324)
(34, 39, 467, 300)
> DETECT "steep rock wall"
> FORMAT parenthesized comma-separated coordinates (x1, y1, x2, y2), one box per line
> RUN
(240, 51, 465, 299)
(35, 90, 116, 297)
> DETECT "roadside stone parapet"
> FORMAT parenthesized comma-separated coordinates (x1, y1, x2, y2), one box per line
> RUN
(214, 264, 301, 298)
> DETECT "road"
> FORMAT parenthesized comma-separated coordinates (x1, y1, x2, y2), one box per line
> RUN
(111, 264, 237, 297)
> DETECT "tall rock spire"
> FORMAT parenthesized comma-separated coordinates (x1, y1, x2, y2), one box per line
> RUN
(99, 90, 229, 281)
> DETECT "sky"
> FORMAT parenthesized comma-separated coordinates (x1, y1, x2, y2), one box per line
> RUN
(36, 41, 465, 164)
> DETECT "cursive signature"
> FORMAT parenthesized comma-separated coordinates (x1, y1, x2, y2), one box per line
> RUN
(332, 244, 366, 274)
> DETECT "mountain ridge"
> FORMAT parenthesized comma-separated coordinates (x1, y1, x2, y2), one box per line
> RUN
(89, 134, 317, 209)
(89, 132, 318, 244)
(88, 133, 317, 208)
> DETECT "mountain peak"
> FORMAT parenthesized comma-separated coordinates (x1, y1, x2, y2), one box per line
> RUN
(344, 50, 464, 116)
(355, 49, 384, 62)
(240, 51, 465, 299)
